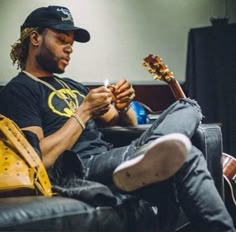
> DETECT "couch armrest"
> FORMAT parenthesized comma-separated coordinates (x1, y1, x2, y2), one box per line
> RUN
(100, 123, 224, 198)
(192, 124, 224, 198)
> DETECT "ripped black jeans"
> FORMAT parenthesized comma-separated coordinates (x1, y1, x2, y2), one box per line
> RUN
(83, 99, 235, 232)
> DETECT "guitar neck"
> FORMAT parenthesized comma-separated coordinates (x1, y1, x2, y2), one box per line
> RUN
(168, 79, 186, 100)
(142, 54, 186, 100)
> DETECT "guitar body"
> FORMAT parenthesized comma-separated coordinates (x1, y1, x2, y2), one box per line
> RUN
(222, 153, 236, 224)
(143, 54, 236, 223)
(224, 180, 236, 225)
(223, 153, 236, 205)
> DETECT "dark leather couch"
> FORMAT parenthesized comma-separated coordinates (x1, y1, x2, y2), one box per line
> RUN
(0, 124, 223, 232)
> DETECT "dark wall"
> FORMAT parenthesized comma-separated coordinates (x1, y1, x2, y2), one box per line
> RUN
(186, 22, 236, 155)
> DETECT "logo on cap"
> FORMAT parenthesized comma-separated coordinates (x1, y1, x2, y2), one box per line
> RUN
(56, 7, 74, 22)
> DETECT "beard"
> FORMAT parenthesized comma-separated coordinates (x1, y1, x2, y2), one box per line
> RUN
(36, 41, 65, 74)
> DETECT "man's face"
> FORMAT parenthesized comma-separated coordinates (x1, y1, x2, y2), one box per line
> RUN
(36, 28, 74, 74)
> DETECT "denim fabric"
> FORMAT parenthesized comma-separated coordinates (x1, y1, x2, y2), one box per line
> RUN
(83, 99, 235, 232)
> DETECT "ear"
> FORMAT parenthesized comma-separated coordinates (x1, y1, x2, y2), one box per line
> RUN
(29, 31, 41, 47)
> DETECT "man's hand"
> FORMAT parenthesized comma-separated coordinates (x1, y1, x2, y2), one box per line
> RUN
(111, 79, 135, 111)
(81, 86, 113, 117)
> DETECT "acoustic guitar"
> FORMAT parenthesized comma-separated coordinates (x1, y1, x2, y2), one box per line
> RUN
(222, 153, 236, 216)
(142, 54, 236, 211)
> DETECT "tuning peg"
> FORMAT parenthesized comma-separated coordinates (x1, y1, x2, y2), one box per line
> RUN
(164, 76, 172, 82)
(154, 75, 161, 80)
(143, 61, 147, 67)
(148, 67, 153, 73)
(155, 56, 162, 63)
(153, 62, 159, 67)
(159, 63, 167, 69)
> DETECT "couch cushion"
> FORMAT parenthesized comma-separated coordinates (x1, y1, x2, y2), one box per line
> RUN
(0, 196, 158, 232)
(0, 196, 124, 231)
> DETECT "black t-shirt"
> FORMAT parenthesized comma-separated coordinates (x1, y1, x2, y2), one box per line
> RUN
(0, 72, 112, 158)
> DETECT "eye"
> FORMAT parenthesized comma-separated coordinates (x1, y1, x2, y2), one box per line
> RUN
(58, 36, 67, 44)
(58, 35, 74, 47)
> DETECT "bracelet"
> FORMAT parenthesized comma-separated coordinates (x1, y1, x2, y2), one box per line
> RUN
(116, 104, 131, 114)
(71, 114, 85, 130)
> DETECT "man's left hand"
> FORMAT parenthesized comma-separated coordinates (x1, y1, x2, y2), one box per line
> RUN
(111, 79, 135, 111)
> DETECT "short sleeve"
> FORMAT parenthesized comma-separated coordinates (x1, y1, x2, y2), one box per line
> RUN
(0, 81, 42, 128)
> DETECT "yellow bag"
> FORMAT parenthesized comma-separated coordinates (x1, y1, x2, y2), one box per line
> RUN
(0, 114, 52, 197)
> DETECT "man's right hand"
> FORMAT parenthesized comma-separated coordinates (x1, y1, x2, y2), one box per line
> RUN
(81, 86, 113, 118)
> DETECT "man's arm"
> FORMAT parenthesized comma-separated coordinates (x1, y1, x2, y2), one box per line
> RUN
(98, 103, 137, 126)
(22, 86, 113, 168)
(22, 114, 85, 168)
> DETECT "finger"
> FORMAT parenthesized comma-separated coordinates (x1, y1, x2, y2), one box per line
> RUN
(116, 92, 135, 103)
(116, 88, 135, 100)
(115, 79, 126, 89)
(128, 92, 135, 102)
(115, 79, 130, 93)
(107, 84, 116, 93)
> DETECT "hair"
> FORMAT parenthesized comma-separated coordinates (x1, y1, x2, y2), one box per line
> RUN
(10, 27, 44, 70)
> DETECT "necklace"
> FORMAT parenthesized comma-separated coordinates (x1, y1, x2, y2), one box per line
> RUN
(22, 71, 79, 114)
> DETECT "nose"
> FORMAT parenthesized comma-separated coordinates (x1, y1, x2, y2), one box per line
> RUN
(64, 44, 73, 54)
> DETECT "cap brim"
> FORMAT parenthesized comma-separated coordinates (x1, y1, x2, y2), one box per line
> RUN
(50, 24, 90, 43)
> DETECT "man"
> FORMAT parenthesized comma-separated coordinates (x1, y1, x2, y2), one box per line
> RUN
(0, 5, 235, 232)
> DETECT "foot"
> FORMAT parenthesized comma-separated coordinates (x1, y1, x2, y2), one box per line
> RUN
(112, 133, 191, 192)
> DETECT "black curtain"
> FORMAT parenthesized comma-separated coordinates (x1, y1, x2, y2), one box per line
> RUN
(186, 22, 236, 155)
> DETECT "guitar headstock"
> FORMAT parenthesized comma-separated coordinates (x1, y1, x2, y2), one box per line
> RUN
(143, 54, 175, 83)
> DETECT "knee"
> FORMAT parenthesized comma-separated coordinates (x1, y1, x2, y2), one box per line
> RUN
(178, 98, 203, 121)
(179, 98, 201, 112)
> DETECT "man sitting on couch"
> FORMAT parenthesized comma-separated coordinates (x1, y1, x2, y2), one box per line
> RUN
(0, 5, 235, 232)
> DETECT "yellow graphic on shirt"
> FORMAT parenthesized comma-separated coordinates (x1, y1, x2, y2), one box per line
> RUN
(48, 88, 85, 117)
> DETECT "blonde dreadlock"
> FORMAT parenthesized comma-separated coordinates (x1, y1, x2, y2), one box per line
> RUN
(10, 27, 38, 70)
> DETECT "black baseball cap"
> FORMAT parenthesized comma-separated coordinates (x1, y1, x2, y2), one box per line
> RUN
(21, 5, 90, 43)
